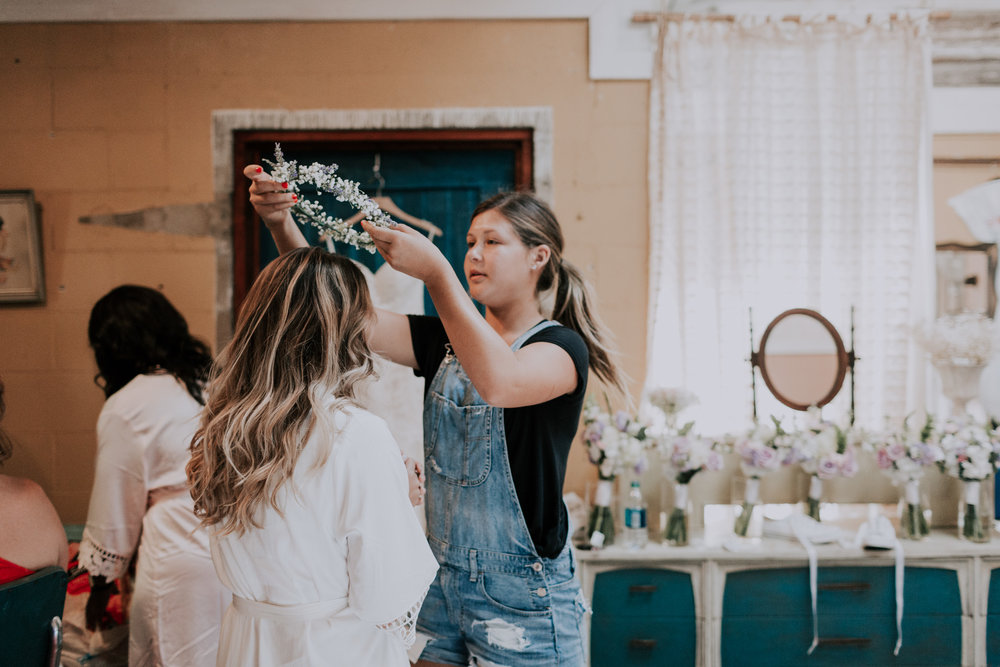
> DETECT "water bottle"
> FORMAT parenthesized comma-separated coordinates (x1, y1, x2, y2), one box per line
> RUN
(623, 480, 648, 549)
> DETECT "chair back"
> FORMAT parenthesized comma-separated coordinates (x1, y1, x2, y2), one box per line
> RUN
(0, 565, 69, 667)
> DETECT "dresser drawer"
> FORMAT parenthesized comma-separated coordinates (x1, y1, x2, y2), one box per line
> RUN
(591, 568, 695, 618)
(590, 615, 696, 667)
(722, 566, 960, 617)
(722, 613, 961, 666)
(988, 615, 1000, 666)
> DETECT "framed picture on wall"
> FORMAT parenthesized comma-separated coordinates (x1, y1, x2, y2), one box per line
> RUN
(0, 190, 45, 304)
(936, 242, 997, 318)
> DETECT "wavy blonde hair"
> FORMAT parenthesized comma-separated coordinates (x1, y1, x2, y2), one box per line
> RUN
(187, 247, 376, 535)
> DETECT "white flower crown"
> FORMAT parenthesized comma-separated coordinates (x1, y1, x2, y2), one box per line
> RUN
(263, 143, 395, 252)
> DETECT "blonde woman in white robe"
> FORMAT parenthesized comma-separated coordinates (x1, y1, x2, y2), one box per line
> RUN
(187, 247, 438, 666)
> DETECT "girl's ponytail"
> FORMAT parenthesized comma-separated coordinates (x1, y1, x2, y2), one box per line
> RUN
(473, 192, 629, 400)
(552, 259, 629, 400)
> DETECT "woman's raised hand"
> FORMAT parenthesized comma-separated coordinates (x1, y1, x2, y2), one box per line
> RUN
(243, 164, 296, 229)
(362, 220, 451, 285)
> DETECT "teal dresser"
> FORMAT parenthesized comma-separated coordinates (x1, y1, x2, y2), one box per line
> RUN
(987, 565, 1000, 666)
(721, 566, 961, 666)
(590, 568, 696, 666)
(577, 533, 1000, 666)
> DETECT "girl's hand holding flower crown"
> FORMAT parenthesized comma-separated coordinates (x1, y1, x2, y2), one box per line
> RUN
(244, 164, 297, 229)
(362, 220, 450, 285)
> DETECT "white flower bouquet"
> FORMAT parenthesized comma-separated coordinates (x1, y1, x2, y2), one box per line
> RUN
(914, 313, 996, 366)
(790, 408, 863, 522)
(647, 387, 699, 428)
(581, 397, 650, 547)
(937, 416, 1000, 542)
(658, 428, 723, 546)
(725, 417, 796, 536)
(866, 414, 943, 539)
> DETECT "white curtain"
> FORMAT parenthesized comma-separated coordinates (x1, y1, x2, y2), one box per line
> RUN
(646, 14, 934, 435)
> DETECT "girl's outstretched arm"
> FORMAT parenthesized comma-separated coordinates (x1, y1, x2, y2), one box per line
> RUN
(244, 164, 417, 368)
(363, 222, 577, 407)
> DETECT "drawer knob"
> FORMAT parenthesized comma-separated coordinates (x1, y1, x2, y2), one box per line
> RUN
(628, 584, 659, 594)
(817, 637, 872, 647)
(818, 581, 871, 592)
(628, 638, 657, 651)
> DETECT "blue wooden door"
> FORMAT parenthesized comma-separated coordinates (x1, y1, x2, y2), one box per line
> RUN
(258, 147, 517, 316)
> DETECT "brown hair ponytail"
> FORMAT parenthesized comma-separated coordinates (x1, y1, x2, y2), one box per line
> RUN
(472, 192, 629, 399)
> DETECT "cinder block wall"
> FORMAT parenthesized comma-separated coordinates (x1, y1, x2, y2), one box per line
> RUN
(0, 20, 649, 522)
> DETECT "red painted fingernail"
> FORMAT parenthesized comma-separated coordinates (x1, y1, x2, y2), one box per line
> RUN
(292, 194, 298, 202)
(255, 166, 262, 173)
(281, 182, 289, 189)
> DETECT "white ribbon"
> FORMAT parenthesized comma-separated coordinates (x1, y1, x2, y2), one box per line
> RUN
(789, 519, 821, 655)
(965, 480, 981, 507)
(792, 514, 905, 657)
(674, 482, 689, 507)
(594, 479, 613, 507)
(809, 475, 823, 501)
(892, 539, 904, 655)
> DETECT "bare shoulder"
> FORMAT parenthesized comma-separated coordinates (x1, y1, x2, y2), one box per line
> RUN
(0, 474, 68, 569)
(0, 474, 61, 527)
(0, 473, 44, 507)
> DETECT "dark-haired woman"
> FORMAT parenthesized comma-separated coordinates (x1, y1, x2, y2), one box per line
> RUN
(79, 285, 228, 667)
(247, 166, 628, 666)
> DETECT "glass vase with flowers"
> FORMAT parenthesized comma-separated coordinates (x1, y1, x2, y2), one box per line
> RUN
(937, 415, 1000, 543)
(581, 396, 649, 548)
(727, 417, 795, 537)
(866, 414, 943, 540)
(790, 407, 863, 522)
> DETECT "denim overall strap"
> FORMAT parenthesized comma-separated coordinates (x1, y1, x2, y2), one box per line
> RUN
(423, 320, 562, 571)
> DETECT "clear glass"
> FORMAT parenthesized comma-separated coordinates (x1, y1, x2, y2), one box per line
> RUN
(898, 479, 931, 540)
(958, 478, 993, 543)
(586, 478, 616, 548)
(732, 475, 761, 538)
(665, 481, 691, 546)
(806, 475, 823, 522)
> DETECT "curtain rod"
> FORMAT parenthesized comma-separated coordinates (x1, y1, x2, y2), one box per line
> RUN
(632, 10, 951, 24)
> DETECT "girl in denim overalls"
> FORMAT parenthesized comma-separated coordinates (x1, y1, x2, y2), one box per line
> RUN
(247, 172, 628, 666)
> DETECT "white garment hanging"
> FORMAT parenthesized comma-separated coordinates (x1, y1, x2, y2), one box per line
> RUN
(353, 261, 426, 465)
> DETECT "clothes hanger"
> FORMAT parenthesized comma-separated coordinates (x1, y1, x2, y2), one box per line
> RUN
(340, 154, 443, 242)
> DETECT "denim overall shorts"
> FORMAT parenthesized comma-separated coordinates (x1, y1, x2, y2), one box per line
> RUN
(414, 320, 587, 666)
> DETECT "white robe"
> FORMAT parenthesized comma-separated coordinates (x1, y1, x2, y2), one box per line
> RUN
(79, 373, 229, 667)
(354, 261, 426, 463)
(209, 406, 438, 667)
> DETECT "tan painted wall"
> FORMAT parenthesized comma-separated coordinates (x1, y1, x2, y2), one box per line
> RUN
(1, 21, 996, 527)
(0, 20, 649, 523)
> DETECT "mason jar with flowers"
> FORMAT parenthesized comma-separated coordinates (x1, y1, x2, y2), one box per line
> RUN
(581, 397, 649, 548)
(866, 414, 943, 540)
(791, 408, 862, 522)
(937, 416, 1000, 543)
(658, 427, 723, 546)
(728, 417, 795, 537)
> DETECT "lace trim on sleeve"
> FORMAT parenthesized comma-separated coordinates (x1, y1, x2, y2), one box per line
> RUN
(376, 588, 427, 648)
(78, 529, 131, 580)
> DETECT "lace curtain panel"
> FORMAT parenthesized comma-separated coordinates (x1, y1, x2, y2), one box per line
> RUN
(646, 14, 934, 433)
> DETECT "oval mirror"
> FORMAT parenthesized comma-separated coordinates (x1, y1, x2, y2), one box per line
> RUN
(757, 308, 848, 411)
